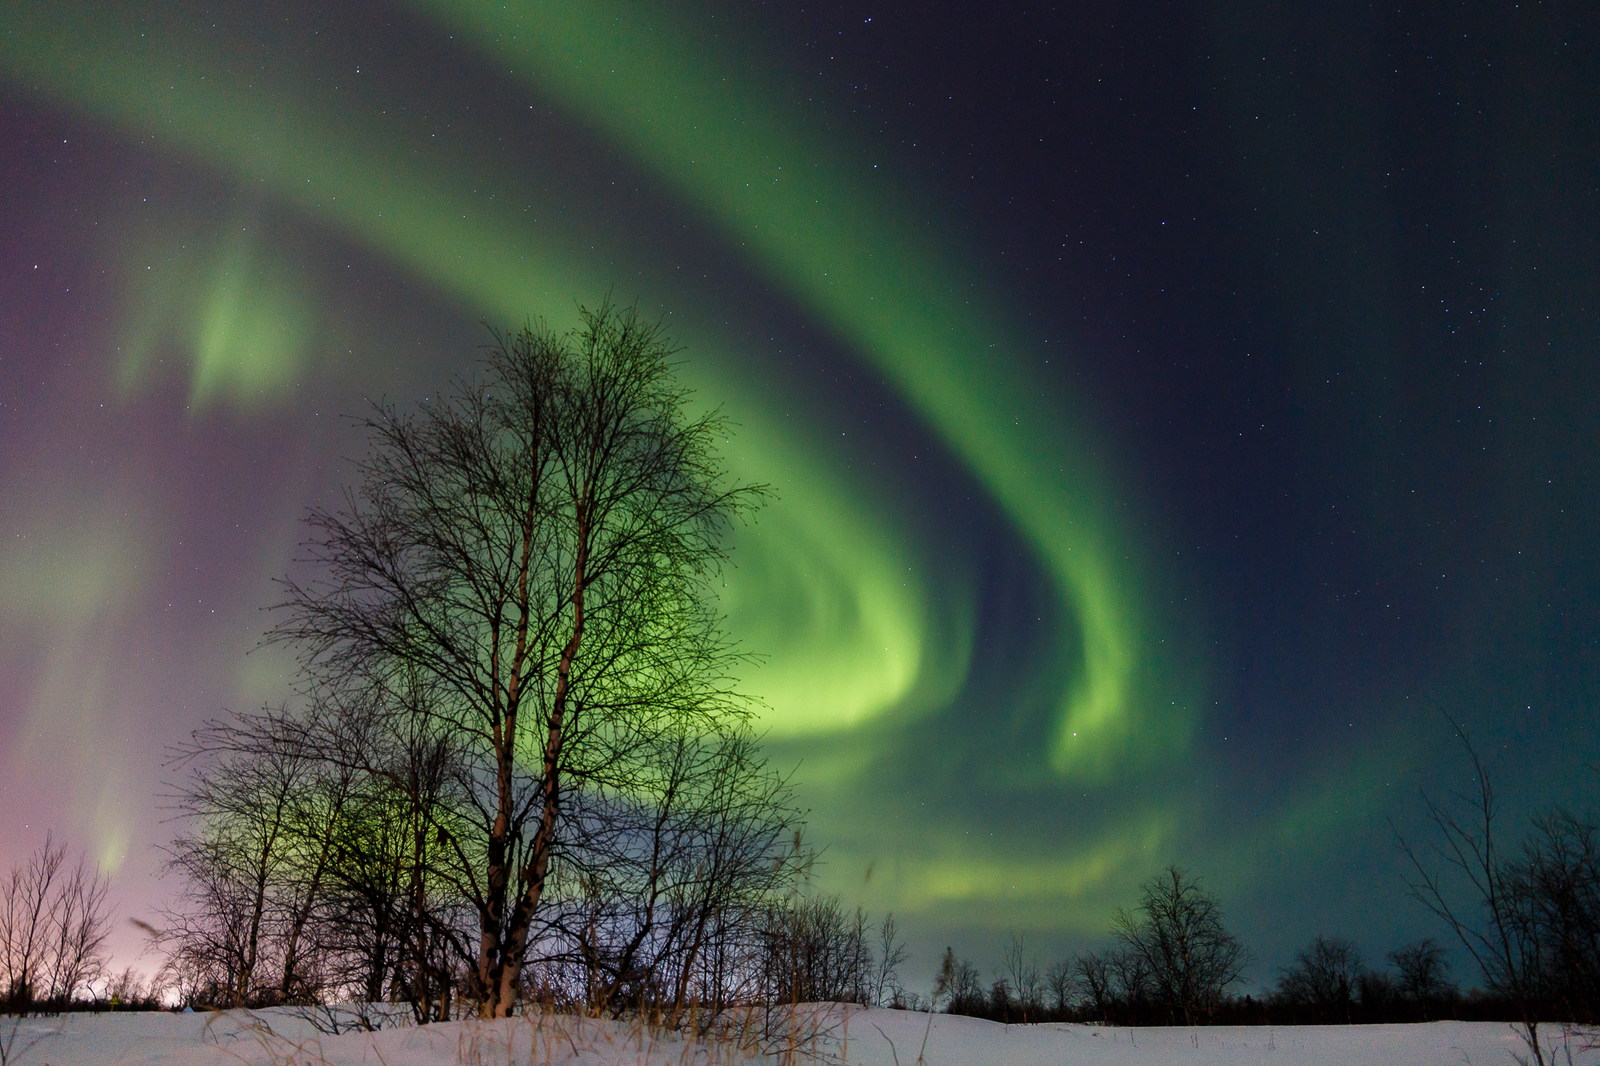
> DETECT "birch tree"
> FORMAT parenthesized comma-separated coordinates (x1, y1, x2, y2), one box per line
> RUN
(272, 301, 766, 1018)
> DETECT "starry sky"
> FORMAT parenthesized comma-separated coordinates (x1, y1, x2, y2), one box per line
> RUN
(2, 0, 1596, 990)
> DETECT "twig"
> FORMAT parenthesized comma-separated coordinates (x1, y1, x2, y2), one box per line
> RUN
(873, 1022, 900, 1066)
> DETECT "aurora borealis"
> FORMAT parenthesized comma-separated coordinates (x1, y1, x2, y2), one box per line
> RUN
(2, 0, 1596, 987)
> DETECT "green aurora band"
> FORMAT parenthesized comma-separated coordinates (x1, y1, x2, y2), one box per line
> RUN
(3, 2, 977, 741)
(410, 0, 1177, 779)
(3, 0, 1423, 927)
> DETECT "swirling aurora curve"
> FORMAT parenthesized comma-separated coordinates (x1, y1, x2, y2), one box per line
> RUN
(1, 0, 1211, 929)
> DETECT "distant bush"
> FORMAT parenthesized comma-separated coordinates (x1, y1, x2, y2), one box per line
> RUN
(755, 894, 872, 1006)
(929, 868, 1480, 1027)
(1274, 935, 1364, 1023)
(933, 947, 984, 1016)
(97, 967, 166, 1011)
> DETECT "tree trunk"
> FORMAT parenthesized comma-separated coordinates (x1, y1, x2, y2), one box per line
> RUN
(279, 794, 341, 1002)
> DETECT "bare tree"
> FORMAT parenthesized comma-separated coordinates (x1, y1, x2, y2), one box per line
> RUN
(1389, 938, 1453, 1013)
(933, 947, 984, 1015)
(539, 726, 797, 1020)
(161, 708, 327, 1007)
(1001, 934, 1043, 1021)
(1517, 807, 1600, 1037)
(1109, 945, 1155, 1014)
(1397, 719, 1557, 1065)
(39, 859, 111, 1004)
(1112, 865, 1249, 1024)
(316, 686, 475, 1020)
(156, 302, 797, 1023)
(270, 301, 767, 1019)
(655, 734, 799, 1022)
(1, 841, 63, 1007)
(0, 834, 112, 1010)
(987, 976, 1012, 1016)
(1276, 935, 1364, 1022)
(872, 914, 908, 1007)
(1044, 957, 1074, 1014)
(1070, 950, 1115, 1022)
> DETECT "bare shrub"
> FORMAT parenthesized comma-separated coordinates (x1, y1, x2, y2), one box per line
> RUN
(1276, 935, 1364, 1022)
(758, 894, 871, 1005)
(1389, 937, 1454, 1014)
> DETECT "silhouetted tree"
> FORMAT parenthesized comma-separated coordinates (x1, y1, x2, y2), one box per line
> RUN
(544, 728, 797, 1020)
(987, 976, 1012, 1017)
(1518, 808, 1600, 1032)
(1001, 934, 1043, 1021)
(871, 914, 909, 1007)
(1389, 937, 1453, 1015)
(1071, 950, 1116, 1022)
(1276, 935, 1364, 1022)
(1044, 957, 1074, 1014)
(271, 301, 771, 1018)
(933, 947, 984, 1015)
(1112, 865, 1249, 1024)
(161, 707, 348, 1008)
(1357, 967, 1397, 1015)
(1398, 718, 1568, 1064)
(0, 834, 112, 1010)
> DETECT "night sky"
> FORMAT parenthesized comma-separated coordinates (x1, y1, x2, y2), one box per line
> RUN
(2, 1, 1596, 990)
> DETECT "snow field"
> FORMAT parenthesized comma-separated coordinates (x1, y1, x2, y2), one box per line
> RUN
(2, 1004, 1591, 1066)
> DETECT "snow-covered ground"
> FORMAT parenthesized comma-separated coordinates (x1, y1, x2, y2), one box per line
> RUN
(4, 1005, 1593, 1066)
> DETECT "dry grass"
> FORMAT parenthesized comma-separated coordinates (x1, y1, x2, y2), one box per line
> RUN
(187, 1001, 853, 1066)
(456, 1002, 853, 1066)
(197, 1008, 348, 1066)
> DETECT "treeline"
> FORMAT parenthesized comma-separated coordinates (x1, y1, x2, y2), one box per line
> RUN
(932, 923, 1464, 1027)
(931, 733, 1598, 1062)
